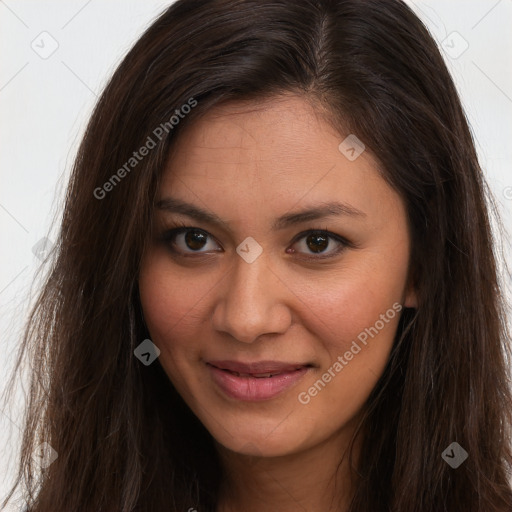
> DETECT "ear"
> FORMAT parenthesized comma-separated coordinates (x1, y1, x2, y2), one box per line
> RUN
(403, 273, 418, 309)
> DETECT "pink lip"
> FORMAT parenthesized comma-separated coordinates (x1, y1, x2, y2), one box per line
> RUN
(206, 360, 312, 401)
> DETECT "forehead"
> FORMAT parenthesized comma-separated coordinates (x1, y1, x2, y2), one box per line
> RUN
(163, 95, 371, 181)
(158, 94, 403, 227)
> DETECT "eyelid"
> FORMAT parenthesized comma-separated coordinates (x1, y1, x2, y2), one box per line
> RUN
(290, 228, 352, 247)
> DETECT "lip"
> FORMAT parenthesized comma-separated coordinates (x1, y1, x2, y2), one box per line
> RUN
(206, 360, 312, 401)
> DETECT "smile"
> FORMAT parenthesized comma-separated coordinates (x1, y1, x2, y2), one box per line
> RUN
(206, 360, 313, 401)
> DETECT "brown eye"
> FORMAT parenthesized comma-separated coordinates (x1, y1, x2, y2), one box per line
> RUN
(305, 233, 329, 253)
(162, 227, 222, 254)
(184, 229, 208, 251)
(289, 229, 348, 259)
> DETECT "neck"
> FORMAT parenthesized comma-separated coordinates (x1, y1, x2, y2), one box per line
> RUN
(215, 424, 361, 512)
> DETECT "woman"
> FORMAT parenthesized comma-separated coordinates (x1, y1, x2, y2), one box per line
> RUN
(3, 0, 512, 511)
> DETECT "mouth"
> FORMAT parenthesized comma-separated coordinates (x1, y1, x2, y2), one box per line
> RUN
(206, 360, 313, 401)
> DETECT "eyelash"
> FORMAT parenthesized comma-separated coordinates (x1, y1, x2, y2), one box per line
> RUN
(158, 221, 354, 261)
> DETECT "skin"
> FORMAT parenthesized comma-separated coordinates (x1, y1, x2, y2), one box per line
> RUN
(138, 94, 417, 512)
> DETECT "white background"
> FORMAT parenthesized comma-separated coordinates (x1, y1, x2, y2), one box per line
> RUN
(1, 1, 511, 509)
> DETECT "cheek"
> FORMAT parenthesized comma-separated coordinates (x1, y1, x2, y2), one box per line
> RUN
(285, 249, 408, 357)
(138, 253, 216, 357)
(289, 269, 404, 427)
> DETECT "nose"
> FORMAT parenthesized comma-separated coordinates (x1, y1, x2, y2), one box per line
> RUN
(211, 251, 292, 344)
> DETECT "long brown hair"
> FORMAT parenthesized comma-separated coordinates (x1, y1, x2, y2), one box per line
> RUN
(2, 0, 512, 510)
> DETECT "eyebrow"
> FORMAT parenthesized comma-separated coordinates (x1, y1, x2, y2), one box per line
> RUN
(155, 197, 366, 231)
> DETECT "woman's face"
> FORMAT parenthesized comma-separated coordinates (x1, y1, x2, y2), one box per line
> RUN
(139, 94, 416, 458)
